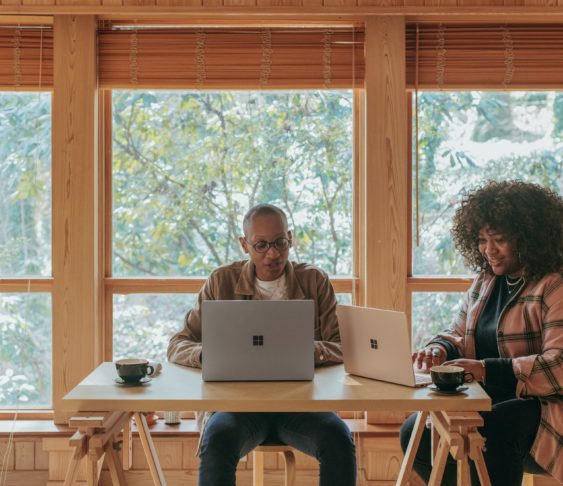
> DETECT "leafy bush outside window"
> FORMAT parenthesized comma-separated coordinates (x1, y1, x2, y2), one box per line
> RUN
(112, 90, 353, 279)
(0, 92, 52, 409)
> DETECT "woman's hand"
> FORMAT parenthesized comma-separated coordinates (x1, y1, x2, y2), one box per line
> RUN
(413, 345, 447, 371)
(443, 358, 485, 383)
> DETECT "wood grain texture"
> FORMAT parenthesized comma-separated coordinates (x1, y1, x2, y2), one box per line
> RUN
(358, 0, 403, 6)
(52, 15, 100, 422)
(20, 0, 53, 5)
(122, 0, 156, 4)
(256, 0, 302, 5)
(61, 362, 491, 413)
(55, 0, 100, 6)
(323, 0, 357, 6)
(364, 16, 408, 312)
(222, 0, 256, 5)
(14, 441, 35, 470)
(157, 0, 202, 5)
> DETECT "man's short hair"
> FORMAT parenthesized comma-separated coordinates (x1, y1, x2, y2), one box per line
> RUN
(243, 204, 288, 236)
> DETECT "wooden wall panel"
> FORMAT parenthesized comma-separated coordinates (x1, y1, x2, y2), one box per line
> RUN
(363, 15, 408, 313)
(20, 0, 53, 5)
(52, 15, 100, 422)
(14, 441, 35, 470)
(157, 0, 202, 5)
(358, 0, 403, 6)
(122, 0, 156, 5)
(323, 0, 357, 6)
(257, 0, 302, 5)
(0, 439, 15, 470)
(55, 0, 100, 6)
(222, 0, 256, 5)
(0, 0, 562, 10)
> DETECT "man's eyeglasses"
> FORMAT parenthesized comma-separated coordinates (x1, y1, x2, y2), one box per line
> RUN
(245, 237, 291, 253)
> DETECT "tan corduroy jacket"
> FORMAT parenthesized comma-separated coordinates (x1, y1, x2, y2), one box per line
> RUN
(432, 271, 563, 482)
(167, 259, 343, 441)
(167, 259, 343, 368)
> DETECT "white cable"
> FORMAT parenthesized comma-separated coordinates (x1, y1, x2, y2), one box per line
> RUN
(0, 401, 19, 486)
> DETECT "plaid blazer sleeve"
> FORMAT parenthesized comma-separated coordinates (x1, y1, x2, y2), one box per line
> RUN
(428, 275, 484, 357)
(512, 274, 563, 398)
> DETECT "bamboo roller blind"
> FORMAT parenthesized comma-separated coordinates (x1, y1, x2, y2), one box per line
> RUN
(406, 24, 563, 89)
(97, 28, 365, 89)
(1, 24, 563, 91)
(0, 27, 52, 89)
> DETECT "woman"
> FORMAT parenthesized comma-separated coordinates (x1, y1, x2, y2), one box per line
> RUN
(400, 180, 562, 485)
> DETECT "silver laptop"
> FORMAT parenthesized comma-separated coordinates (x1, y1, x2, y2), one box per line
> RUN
(202, 300, 315, 381)
(337, 305, 431, 387)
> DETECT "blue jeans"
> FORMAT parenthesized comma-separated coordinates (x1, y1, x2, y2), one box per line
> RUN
(198, 412, 357, 486)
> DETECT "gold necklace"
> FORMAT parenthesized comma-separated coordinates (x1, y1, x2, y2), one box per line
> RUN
(505, 275, 524, 294)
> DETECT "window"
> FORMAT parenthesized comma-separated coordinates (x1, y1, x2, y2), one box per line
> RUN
(0, 92, 52, 408)
(109, 90, 355, 359)
(410, 91, 563, 349)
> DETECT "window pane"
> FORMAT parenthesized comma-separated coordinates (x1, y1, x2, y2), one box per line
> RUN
(0, 93, 51, 277)
(0, 293, 52, 408)
(413, 91, 563, 276)
(336, 293, 352, 305)
(113, 294, 196, 361)
(411, 292, 463, 352)
(112, 90, 353, 278)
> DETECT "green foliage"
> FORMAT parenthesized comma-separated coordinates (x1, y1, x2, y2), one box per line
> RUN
(113, 294, 196, 360)
(414, 91, 562, 277)
(0, 92, 51, 277)
(0, 294, 51, 408)
(111, 90, 353, 277)
(413, 91, 562, 343)
(0, 92, 52, 409)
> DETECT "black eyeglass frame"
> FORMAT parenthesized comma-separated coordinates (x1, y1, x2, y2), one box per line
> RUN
(244, 237, 292, 253)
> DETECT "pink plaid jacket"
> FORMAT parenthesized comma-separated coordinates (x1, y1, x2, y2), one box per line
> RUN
(433, 271, 563, 482)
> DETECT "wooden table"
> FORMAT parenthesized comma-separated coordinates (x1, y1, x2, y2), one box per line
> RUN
(62, 362, 492, 486)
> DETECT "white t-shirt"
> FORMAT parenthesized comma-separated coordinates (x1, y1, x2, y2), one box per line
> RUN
(255, 273, 288, 301)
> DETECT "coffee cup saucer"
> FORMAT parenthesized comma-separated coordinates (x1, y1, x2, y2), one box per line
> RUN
(428, 384, 468, 395)
(114, 376, 151, 386)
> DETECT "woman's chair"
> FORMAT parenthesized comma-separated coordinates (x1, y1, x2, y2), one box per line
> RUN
(252, 443, 296, 486)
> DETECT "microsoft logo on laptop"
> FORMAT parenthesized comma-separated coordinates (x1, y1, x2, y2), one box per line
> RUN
(370, 338, 378, 349)
(253, 335, 264, 346)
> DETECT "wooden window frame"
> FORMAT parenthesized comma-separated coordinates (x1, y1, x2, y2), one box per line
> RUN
(406, 89, 473, 329)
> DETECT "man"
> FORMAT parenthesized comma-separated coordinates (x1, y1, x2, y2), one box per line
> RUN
(167, 203, 356, 486)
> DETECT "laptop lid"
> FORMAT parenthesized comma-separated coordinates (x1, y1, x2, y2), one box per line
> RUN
(202, 300, 315, 382)
(336, 304, 431, 387)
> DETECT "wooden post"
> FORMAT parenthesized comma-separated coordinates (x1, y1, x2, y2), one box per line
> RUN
(52, 15, 101, 423)
(363, 15, 408, 313)
(364, 15, 408, 425)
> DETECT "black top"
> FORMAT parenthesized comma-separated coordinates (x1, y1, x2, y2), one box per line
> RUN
(430, 276, 523, 402)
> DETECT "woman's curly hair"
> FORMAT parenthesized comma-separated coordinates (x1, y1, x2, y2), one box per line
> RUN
(451, 180, 563, 281)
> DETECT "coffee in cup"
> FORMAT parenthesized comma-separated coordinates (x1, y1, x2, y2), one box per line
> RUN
(430, 365, 474, 391)
(115, 358, 155, 383)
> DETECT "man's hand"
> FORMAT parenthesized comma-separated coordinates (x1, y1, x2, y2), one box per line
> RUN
(442, 358, 485, 383)
(412, 345, 447, 370)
